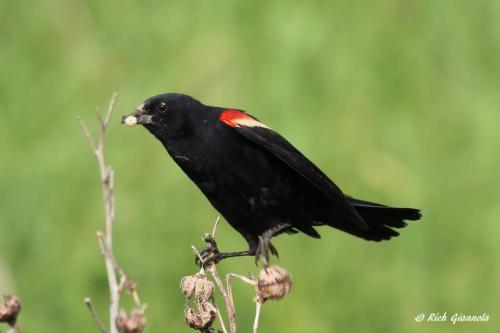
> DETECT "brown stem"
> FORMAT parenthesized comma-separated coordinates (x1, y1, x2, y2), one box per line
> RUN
(79, 93, 143, 333)
(252, 300, 262, 333)
(84, 297, 107, 333)
(206, 264, 236, 333)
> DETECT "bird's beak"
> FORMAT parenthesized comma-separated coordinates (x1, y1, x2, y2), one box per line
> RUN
(121, 104, 153, 126)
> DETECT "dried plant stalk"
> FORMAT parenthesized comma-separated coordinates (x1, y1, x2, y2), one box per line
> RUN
(79, 94, 145, 333)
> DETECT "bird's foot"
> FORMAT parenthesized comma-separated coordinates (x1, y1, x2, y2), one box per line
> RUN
(255, 234, 279, 267)
(195, 234, 255, 267)
(195, 234, 220, 267)
(254, 223, 291, 266)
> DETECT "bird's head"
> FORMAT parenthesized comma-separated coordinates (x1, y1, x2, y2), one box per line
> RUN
(122, 93, 205, 140)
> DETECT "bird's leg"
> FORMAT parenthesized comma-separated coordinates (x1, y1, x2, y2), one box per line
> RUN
(255, 223, 291, 266)
(195, 234, 256, 267)
(195, 224, 290, 267)
(196, 250, 256, 267)
(215, 250, 255, 261)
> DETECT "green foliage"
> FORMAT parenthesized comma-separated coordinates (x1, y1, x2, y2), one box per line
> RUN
(1, 0, 499, 332)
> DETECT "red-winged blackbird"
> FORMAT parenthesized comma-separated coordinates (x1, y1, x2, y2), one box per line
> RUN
(123, 93, 421, 264)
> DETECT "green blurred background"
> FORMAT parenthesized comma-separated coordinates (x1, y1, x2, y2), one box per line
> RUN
(1, 0, 499, 332)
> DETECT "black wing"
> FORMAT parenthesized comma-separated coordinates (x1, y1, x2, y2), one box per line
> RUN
(222, 116, 367, 229)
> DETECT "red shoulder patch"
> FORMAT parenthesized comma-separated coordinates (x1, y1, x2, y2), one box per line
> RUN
(219, 109, 269, 129)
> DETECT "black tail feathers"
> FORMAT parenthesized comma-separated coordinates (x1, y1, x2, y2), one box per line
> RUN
(336, 197, 421, 242)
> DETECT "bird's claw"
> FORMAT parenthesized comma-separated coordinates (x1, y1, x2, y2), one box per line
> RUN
(195, 252, 223, 268)
(203, 234, 218, 249)
(255, 235, 279, 267)
(195, 236, 221, 267)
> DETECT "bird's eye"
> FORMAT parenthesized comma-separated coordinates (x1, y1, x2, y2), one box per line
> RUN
(158, 102, 167, 112)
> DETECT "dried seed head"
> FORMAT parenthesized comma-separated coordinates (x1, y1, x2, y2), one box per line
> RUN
(0, 294, 21, 327)
(115, 308, 146, 333)
(184, 301, 217, 331)
(256, 265, 292, 301)
(180, 273, 214, 301)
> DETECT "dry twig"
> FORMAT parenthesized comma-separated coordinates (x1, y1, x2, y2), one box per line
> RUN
(79, 94, 145, 333)
(206, 263, 236, 333)
(84, 298, 107, 333)
(252, 300, 262, 333)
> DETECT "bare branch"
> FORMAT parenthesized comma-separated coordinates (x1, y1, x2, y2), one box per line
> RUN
(80, 93, 145, 333)
(206, 264, 236, 333)
(96, 231, 142, 307)
(210, 297, 228, 333)
(252, 299, 262, 333)
(211, 216, 221, 237)
(104, 93, 118, 127)
(227, 273, 256, 286)
(77, 117, 97, 153)
(96, 109, 105, 132)
(84, 298, 107, 333)
(191, 245, 205, 268)
(225, 273, 261, 333)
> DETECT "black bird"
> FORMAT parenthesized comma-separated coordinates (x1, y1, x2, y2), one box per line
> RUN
(123, 93, 421, 265)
